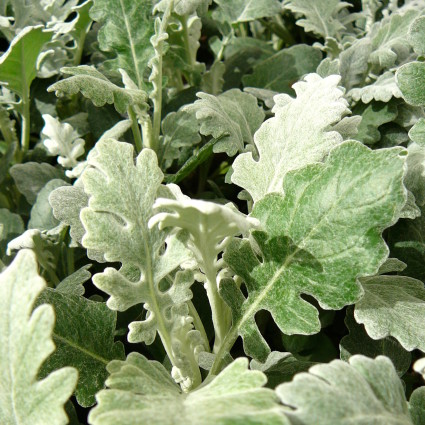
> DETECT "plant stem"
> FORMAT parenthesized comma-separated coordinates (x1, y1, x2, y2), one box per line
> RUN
(209, 325, 238, 376)
(128, 106, 143, 153)
(188, 300, 210, 351)
(203, 260, 229, 354)
(20, 90, 30, 157)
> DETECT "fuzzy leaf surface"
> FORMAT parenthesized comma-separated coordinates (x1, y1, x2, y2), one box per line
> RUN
(284, 0, 353, 39)
(88, 354, 287, 425)
(89, 0, 154, 89)
(355, 274, 425, 352)
(0, 250, 78, 425)
(223, 142, 406, 361)
(48, 66, 147, 114)
(276, 356, 413, 425)
(79, 139, 202, 388)
(213, 0, 282, 23)
(185, 89, 265, 157)
(340, 308, 411, 377)
(396, 62, 425, 107)
(231, 73, 350, 203)
(35, 288, 125, 407)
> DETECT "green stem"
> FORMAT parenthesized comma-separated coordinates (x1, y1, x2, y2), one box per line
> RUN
(20, 90, 30, 156)
(180, 14, 195, 75)
(128, 107, 143, 153)
(260, 17, 296, 46)
(188, 300, 210, 351)
(209, 324, 238, 376)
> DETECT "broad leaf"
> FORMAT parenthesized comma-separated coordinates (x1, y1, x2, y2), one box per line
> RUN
(340, 308, 411, 377)
(409, 387, 425, 425)
(79, 139, 203, 389)
(28, 179, 69, 231)
(90, 0, 154, 89)
(223, 141, 406, 361)
(242, 44, 322, 94)
(0, 250, 78, 424)
(231, 73, 350, 203)
(35, 288, 125, 407)
(88, 354, 288, 425)
(56, 264, 92, 296)
(213, 0, 282, 23)
(409, 15, 425, 56)
(48, 66, 147, 114)
(354, 274, 425, 352)
(185, 89, 265, 157)
(0, 26, 52, 100)
(10, 162, 65, 204)
(276, 356, 413, 425)
(397, 62, 425, 107)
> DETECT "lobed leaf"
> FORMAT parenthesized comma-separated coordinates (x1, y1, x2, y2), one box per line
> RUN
(88, 354, 288, 425)
(48, 66, 148, 114)
(213, 0, 282, 23)
(223, 141, 406, 361)
(185, 89, 265, 157)
(79, 139, 203, 389)
(284, 0, 353, 39)
(276, 356, 413, 425)
(232, 73, 350, 203)
(0, 250, 78, 425)
(354, 274, 425, 352)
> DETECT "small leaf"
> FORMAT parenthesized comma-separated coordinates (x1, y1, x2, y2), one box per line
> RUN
(409, 119, 425, 147)
(48, 66, 147, 114)
(354, 274, 425, 352)
(224, 141, 406, 360)
(42, 114, 85, 169)
(232, 73, 350, 203)
(0, 250, 78, 424)
(88, 355, 288, 425)
(353, 101, 398, 145)
(184, 88, 265, 157)
(350, 71, 403, 103)
(56, 264, 92, 296)
(35, 288, 125, 407)
(276, 356, 412, 425)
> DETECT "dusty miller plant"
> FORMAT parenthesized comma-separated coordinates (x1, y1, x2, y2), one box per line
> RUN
(1, 0, 425, 423)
